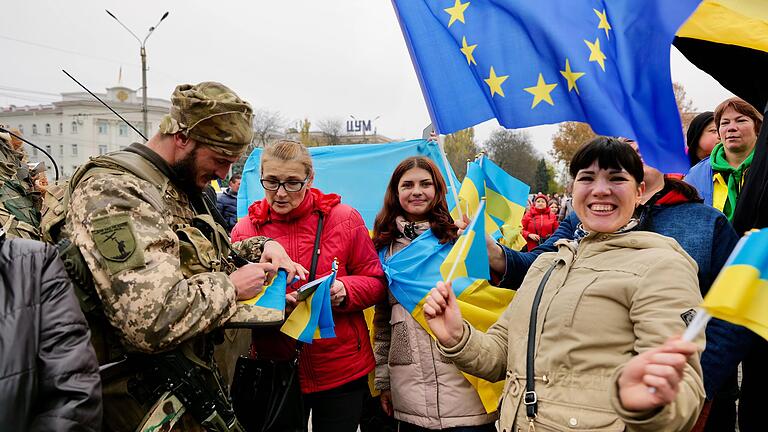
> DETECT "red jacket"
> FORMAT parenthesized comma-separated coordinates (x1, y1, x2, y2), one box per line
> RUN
(231, 188, 386, 393)
(521, 206, 559, 251)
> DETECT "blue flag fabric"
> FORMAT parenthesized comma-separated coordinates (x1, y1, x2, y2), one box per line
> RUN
(237, 269, 288, 312)
(238, 140, 460, 228)
(392, 0, 702, 173)
(281, 263, 338, 343)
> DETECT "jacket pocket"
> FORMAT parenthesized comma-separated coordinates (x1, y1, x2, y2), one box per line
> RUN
(561, 275, 598, 328)
(389, 306, 414, 366)
(176, 225, 219, 278)
(533, 397, 624, 431)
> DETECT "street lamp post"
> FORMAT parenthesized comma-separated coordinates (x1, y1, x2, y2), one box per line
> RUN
(106, 10, 169, 139)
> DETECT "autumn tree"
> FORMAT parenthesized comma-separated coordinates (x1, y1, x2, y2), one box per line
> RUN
(318, 118, 344, 146)
(252, 108, 284, 149)
(673, 81, 697, 132)
(483, 129, 539, 187)
(443, 128, 479, 180)
(550, 122, 596, 166)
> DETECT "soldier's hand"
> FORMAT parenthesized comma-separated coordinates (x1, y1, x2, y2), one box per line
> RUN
(230, 262, 276, 300)
(262, 240, 309, 282)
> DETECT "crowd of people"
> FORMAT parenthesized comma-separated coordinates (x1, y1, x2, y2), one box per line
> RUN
(0, 79, 764, 432)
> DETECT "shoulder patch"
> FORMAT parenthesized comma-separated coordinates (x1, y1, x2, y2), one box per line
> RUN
(680, 308, 697, 327)
(92, 213, 144, 274)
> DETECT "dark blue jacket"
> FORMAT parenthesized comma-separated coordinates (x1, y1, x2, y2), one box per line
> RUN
(216, 188, 238, 230)
(500, 199, 748, 398)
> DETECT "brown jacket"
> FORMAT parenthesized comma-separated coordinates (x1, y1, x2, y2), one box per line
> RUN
(440, 231, 705, 432)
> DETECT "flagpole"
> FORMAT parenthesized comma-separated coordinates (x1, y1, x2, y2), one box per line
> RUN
(682, 309, 711, 342)
(446, 199, 486, 282)
(437, 134, 464, 221)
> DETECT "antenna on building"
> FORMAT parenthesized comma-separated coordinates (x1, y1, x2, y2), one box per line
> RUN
(62, 69, 147, 141)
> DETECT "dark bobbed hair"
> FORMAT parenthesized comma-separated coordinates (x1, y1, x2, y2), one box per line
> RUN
(569, 136, 644, 184)
(372, 157, 458, 250)
(714, 97, 763, 136)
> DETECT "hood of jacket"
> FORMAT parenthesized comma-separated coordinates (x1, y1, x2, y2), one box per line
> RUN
(247, 187, 341, 226)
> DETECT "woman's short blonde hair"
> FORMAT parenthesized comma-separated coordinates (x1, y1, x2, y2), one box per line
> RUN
(261, 139, 313, 177)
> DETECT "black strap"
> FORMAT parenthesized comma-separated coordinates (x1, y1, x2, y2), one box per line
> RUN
(525, 260, 558, 419)
(262, 212, 324, 432)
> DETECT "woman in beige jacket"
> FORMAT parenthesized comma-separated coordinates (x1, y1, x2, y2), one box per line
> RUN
(372, 156, 498, 431)
(424, 137, 705, 432)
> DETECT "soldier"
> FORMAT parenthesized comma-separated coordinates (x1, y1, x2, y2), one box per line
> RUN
(0, 128, 41, 239)
(63, 82, 306, 431)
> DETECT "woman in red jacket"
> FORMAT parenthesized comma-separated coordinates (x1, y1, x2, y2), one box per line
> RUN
(231, 140, 386, 432)
(521, 193, 559, 251)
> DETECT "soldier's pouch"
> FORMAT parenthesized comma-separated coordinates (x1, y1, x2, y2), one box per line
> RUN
(91, 213, 145, 275)
(177, 224, 220, 278)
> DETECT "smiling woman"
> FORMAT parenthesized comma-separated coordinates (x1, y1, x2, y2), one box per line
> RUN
(685, 97, 763, 219)
(423, 137, 705, 432)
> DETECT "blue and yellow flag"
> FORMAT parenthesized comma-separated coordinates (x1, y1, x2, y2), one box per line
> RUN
(392, 0, 702, 173)
(239, 140, 460, 228)
(238, 269, 288, 313)
(702, 229, 768, 341)
(451, 157, 529, 250)
(381, 226, 515, 413)
(281, 263, 337, 344)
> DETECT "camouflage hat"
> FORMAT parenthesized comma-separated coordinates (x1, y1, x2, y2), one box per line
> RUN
(158, 82, 254, 157)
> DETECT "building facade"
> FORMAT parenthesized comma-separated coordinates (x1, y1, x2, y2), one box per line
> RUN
(0, 86, 170, 179)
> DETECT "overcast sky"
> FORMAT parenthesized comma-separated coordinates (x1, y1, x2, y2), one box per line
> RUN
(1, 0, 734, 157)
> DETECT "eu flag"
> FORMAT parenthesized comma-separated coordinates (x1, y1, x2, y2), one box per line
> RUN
(392, 0, 702, 173)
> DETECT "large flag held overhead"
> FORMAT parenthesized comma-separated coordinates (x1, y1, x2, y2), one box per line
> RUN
(451, 156, 529, 249)
(701, 229, 768, 341)
(381, 205, 516, 412)
(392, 0, 702, 174)
(675, 0, 768, 111)
(281, 262, 337, 344)
(238, 140, 459, 228)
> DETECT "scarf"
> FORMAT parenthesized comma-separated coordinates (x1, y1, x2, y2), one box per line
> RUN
(710, 142, 754, 220)
(573, 218, 639, 244)
(391, 216, 430, 256)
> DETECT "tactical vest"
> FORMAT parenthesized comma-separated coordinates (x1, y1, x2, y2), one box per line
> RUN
(41, 150, 243, 432)
(0, 145, 41, 240)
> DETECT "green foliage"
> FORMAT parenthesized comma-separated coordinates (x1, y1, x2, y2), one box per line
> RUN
(534, 158, 550, 194)
(443, 128, 479, 180)
(483, 129, 539, 187)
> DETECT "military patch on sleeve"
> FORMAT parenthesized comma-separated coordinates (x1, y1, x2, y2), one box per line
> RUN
(681, 308, 697, 327)
(91, 213, 145, 274)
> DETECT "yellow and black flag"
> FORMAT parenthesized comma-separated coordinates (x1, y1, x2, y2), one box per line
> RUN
(675, 0, 768, 110)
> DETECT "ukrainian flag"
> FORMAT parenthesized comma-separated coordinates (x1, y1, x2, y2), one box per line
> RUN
(451, 156, 529, 250)
(381, 207, 515, 412)
(281, 263, 337, 344)
(238, 269, 287, 313)
(702, 229, 768, 341)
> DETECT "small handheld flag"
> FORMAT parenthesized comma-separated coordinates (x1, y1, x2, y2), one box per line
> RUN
(281, 260, 338, 343)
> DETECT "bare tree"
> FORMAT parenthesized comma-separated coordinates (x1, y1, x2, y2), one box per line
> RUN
(252, 108, 284, 148)
(318, 118, 344, 146)
(483, 129, 539, 187)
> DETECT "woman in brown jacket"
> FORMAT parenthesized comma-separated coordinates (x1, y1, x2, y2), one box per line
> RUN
(424, 137, 705, 432)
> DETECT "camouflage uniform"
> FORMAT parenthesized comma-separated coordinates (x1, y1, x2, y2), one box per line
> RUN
(0, 130, 40, 239)
(64, 83, 277, 432)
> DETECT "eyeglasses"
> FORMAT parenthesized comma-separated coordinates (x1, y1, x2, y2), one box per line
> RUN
(260, 177, 309, 192)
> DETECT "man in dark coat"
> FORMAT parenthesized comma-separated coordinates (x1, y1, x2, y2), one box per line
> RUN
(217, 173, 241, 230)
(0, 227, 102, 431)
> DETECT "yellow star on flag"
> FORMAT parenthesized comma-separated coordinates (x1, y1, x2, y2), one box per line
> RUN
(593, 9, 612, 39)
(444, 0, 470, 27)
(560, 59, 586, 94)
(484, 66, 508, 97)
(524, 73, 558, 108)
(584, 37, 607, 71)
(460, 36, 478, 65)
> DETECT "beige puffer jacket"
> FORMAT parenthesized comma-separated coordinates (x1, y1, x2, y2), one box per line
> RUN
(440, 231, 705, 432)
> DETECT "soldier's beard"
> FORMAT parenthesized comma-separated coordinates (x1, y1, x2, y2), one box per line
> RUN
(171, 147, 205, 195)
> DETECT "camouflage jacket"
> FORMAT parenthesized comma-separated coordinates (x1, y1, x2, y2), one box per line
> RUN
(0, 139, 40, 240)
(66, 143, 274, 354)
